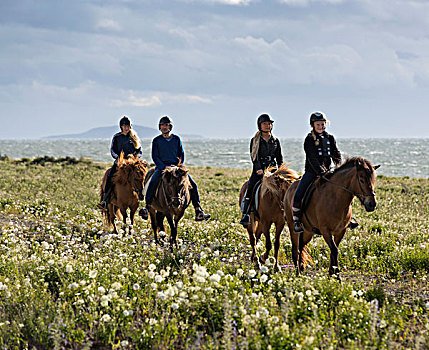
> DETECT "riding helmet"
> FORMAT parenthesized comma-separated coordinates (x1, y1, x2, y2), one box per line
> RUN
(159, 115, 173, 131)
(119, 116, 132, 127)
(257, 114, 274, 131)
(309, 111, 327, 125)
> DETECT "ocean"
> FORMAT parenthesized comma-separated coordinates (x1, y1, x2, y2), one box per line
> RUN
(0, 138, 427, 179)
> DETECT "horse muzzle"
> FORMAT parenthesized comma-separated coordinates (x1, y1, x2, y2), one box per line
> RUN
(363, 199, 377, 212)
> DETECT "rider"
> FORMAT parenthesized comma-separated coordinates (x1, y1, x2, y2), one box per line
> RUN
(239, 114, 283, 227)
(292, 111, 342, 233)
(139, 116, 211, 221)
(97, 116, 142, 210)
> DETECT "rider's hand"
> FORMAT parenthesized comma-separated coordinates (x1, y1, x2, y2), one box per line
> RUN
(256, 169, 263, 175)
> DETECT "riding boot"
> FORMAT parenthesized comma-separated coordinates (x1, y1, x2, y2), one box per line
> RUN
(348, 217, 359, 230)
(138, 205, 150, 220)
(195, 207, 211, 221)
(97, 184, 113, 210)
(240, 197, 252, 227)
(292, 206, 304, 234)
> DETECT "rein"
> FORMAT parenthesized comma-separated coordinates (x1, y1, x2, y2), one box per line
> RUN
(161, 180, 184, 208)
(321, 164, 376, 202)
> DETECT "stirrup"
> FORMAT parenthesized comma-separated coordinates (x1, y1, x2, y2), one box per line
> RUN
(195, 209, 210, 221)
(293, 221, 304, 234)
(139, 207, 149, 220)
(97, 201, 107, 210)
(240, 214, 251, 227)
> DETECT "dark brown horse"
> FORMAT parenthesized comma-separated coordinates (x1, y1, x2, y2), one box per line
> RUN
(239, 164, 300, 271)
(144, 165, 191, 251)
(100, 154, 148, 233)
(284, 157, 380, 276)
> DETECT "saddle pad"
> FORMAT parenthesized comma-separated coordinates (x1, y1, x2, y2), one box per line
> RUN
(240, 182, 262, 212)
(301, 180, 316, 213)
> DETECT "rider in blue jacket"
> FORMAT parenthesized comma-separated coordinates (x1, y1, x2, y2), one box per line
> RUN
(97, 116, 142, 209)
(292, 111, 342, 233)
(139, 116, 210, 221)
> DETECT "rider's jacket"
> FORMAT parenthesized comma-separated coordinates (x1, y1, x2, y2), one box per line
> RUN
(151, 134, 185, 171)
(304, 131, 341, 175)
(110, 132, 141, 161)
(251, 134, 283, 173)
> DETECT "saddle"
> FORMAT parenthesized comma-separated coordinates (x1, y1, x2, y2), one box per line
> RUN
(240, 180, 262, 214)
(142, 168, 163, 198)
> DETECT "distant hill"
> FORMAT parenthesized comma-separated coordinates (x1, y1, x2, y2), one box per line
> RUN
(44, 125, 203, 139)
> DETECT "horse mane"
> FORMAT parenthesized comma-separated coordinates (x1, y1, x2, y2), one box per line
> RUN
(114, 153, 147, 185)
(325, 156, 375, 179)
(261, 163, 300, 198)
(163, 164, 192, 188)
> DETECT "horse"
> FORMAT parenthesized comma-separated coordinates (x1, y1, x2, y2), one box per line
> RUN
(100, 154, 148, 234)
(143, 165, 191, 251)
(284, 157, 380, 277)
(239, 164, 300, 271)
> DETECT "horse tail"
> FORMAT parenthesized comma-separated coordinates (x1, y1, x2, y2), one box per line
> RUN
(102, 209, 111, 228)
(301, 244, 313, 268)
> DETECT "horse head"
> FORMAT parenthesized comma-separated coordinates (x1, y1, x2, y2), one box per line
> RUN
(353, 158, 380, 212)
(117, 154, 148, 200)
(130, 158, 148, 200)
(162, 165, 190, 208)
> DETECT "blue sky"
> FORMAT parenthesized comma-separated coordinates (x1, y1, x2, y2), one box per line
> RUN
(1, 0, 428, 139)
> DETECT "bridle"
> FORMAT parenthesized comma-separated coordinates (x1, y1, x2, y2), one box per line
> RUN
(161, 178, 185, 208)
(321, 164, 376, 203)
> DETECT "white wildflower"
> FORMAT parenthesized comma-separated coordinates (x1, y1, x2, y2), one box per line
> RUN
(101, 314, 111, 322)
(260, 274, 268, 283)
(65, 264, 73, 273)
(89, 270, 97, 279)
(248, 269, 257, 278)
(98, 286, 106, 294)
(133, 283, 140, 290)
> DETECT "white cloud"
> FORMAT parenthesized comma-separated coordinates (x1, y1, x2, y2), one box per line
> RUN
(95, 19, 122, 32)
(110, 91, 213, 107)
(111, 94, 162, 107)
(278, 0, 344, 6)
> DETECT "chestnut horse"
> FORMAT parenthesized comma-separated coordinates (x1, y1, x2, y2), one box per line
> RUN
(239, 164, 300, 271)
(284, 157, 380, 277)
(144, 165, 191, 251)
(100, 154, 148, 233)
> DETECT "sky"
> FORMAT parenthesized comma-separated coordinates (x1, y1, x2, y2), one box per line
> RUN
(1, 0, 428, 139)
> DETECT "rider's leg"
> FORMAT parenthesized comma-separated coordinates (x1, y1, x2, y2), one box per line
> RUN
(139, 168, 162, 219)
(292, 172, 316, 233)
(240, 172, 262, 227)
(97, 163, 117, 209)
(188, 175, 210, 221)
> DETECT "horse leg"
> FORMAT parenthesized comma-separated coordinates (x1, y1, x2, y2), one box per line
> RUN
(298, 231, 306, 272)
(287, 220, 300, 276)
(246, 221, 259, 269)
(129, 205, 137, 232)
(149, 211, 159, 245)
(322, 231, 340, 277)
(156, 212, 166, 233)
(259, 221, 272, 265)
(108, 204, 118, 234)
(165, 215, 177, 252)
(273, 222, 285, 272)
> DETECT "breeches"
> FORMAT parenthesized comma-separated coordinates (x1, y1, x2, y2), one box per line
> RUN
(293, 172, 317, 208)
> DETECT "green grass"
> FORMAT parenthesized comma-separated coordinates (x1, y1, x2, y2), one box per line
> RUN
(0, 158, 428, 349)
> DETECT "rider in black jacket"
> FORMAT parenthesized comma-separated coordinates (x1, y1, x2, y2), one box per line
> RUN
(240, 114, 283, 227)
(292, 111, 341, 233)
(97, 116, 142, 210)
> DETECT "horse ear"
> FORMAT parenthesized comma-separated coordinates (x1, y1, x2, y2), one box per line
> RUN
(374, 164, 380, 170)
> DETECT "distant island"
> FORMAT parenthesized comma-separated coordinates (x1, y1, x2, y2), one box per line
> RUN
(44, 125, 203, 139)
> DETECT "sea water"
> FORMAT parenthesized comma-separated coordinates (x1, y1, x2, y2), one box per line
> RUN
(0, 138, 427, 178)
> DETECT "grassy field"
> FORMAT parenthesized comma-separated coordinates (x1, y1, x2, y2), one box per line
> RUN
(0, 157, 428, 349)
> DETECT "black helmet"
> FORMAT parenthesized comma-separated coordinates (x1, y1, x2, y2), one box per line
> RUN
(257, 114, 274, 131)
(119, 116, 131, 127)
(309, 111, 327, 125)
(159, 115, 173, 131)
